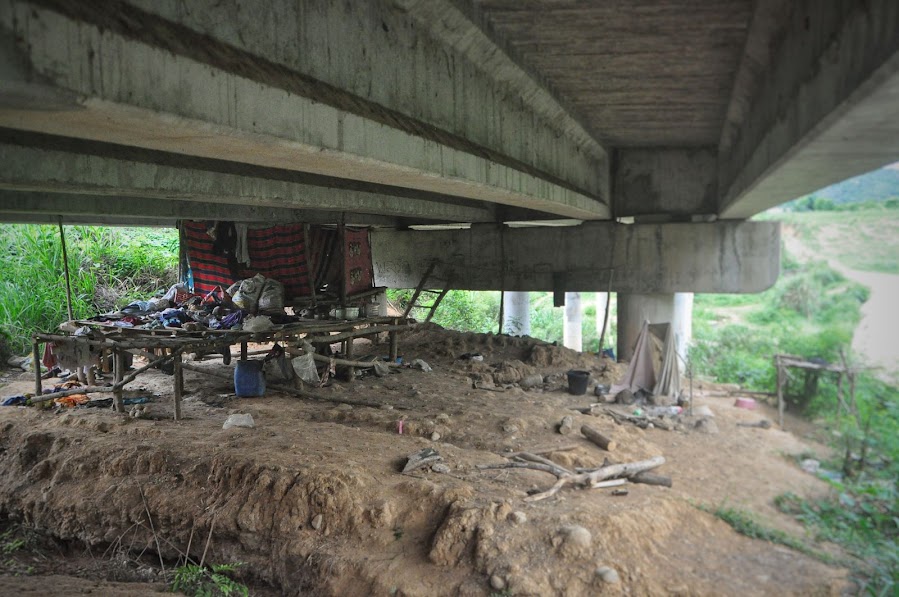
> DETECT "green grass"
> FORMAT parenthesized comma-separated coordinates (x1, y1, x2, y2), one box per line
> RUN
(702, 504, 832, 564)
(0, 225, 178, 356)
(170, 562, 249, 597)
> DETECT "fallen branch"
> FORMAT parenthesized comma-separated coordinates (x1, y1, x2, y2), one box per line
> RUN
(513, 452, 573, 477)
(506, 445, 579, 458)
(476, 461, 564, 476)
(524, 456, 665, 502)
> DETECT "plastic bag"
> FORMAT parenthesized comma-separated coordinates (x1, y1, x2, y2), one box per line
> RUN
(291, 353, 320, 385)
(231, 274, 266, 312)
(257, 278, 285, 312)
(243, 315, 273, 332)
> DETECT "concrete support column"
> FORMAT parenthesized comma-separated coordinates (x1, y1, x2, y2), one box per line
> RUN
(673, 292, 694, 362)
(617, 292, 694, 363)
(563, 292, 582, 352)
(617, 293, 675, 362)
(502, 291, 531, 336)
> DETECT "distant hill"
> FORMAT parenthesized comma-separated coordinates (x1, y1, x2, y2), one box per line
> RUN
(799, 163, 899, 206)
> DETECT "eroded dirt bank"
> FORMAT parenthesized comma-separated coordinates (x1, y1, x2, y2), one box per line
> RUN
(0, 325, 847, 595)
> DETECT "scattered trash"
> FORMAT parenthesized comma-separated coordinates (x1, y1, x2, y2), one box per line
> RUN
(223, 413, 255, 429)
(402, 447, 442, 473)
(594, 384, 610, 396)
(411, 359, 432, 372)
(243, 315, 274, 332)
(646, 405, 682, 417)
(397, 419, 405, 434)
(737, 419, 772, 429)
(291, 351, 320, 385)
(1, 395, 28, 406)
(611, 488, 629, 497)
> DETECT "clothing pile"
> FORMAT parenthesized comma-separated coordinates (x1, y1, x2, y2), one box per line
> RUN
(82, 276, 299, 333)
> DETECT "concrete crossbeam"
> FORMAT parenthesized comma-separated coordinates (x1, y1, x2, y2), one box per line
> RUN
(0, 143, 493, 223)
(721, 0, 899, 217)
(372, 221, 780, 294)
(0, 191, 400, 227)
(0, 1, 609, 220)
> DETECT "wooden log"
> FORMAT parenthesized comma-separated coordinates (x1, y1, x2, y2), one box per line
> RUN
(344, 335, 355, 382)
(29, 384, 114, 403)
(581, 425, 616, 451)
(513, 452, 573, 477)
(590, 478, 626, 489)
(630, 472, 672, 487)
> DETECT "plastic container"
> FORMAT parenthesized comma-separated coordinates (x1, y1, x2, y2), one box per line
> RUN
(566, 369, 590, 395)
(234, 360, 266, 397)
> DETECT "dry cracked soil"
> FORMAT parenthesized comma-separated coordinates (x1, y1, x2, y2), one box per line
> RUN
(0, 324, 849, 595)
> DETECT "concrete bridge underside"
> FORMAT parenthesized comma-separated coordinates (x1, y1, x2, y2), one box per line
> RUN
(0, 0, 897, 352)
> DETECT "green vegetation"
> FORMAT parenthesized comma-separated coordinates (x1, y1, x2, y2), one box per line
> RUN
(0, 224, 177, 355)
(170, 562, 249, 597)
(388, 289, 617, 351)
(702, 504, 831, 563)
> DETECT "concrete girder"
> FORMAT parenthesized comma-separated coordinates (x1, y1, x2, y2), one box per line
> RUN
(0, 191, 401, 227)
(372, 221, 780, 294)
(720, 0, 899, 217)
(0, 142, 495, 223)
(0, 1, 609, 220)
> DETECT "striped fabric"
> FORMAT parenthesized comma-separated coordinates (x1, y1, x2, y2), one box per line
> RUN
(182, 221, 234, 293)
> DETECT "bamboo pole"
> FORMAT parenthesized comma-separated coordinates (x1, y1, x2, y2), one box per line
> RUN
(57, 219, 74, 322)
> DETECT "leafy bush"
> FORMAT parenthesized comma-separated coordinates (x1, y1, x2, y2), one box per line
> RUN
(170, 562, 249, 597)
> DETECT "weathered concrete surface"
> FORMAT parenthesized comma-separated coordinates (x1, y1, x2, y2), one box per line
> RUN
(614, 149, 717, 218)
(0, 142, 494, 223)
(0, 0, 608, 219)
(372, 221, 780, 294)
(720, 0, 899, 217)
(0, 191, 399, 227)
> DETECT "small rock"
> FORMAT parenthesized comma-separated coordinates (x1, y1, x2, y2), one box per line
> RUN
(430, 431, 441, 442)
(508, 511, 527, 524)
(381, 404, 394, 411)
(693, 417, 718, 434)
(558, 415, 574, 435)
(431, 463, 451, 474)
(556, 525, 592, 558)
(436, 413, 450, 424)
(502, 423, 519, 434)
(596, 565, 620, 584)
(310, 514, 323, 530)
(519, 374, 544, 389)
(411, 359, 432, 372)
(489, 575, 506, 591)
(223, 413, 255, 430)
(336, 403, 353, 411)
(800, 458, 820, 474)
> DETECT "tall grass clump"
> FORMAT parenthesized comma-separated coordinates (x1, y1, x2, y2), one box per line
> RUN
(0, 225, 178, 355)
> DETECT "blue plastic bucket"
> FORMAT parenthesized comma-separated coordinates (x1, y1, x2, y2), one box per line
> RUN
(234, 360, 266, 397)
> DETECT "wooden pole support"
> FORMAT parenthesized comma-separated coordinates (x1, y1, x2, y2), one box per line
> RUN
(240, 341, 248, 361)
(173, 354, 183, 421)
(389, 318, 399, 362)
(32, 339, 42, 397)
(344, 336, 355, 382)
(113, 350, 126, 413)
(581, 425, 616, 451)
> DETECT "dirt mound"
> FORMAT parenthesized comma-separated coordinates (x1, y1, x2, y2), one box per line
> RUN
(0, 324, 848, 595)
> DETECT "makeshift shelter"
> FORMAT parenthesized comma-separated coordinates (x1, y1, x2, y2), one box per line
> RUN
(181, 220, 375, 306)
(611, 321, 681, 402)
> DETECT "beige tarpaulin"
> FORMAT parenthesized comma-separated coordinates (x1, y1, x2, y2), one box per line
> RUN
(610, 321, 681, 401)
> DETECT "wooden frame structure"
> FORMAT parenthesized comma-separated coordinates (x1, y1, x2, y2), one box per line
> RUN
(774, 353, 862, 430)
(32, 317, 414, 420)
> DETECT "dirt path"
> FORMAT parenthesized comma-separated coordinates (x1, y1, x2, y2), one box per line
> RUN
(783, 226, 899, 381)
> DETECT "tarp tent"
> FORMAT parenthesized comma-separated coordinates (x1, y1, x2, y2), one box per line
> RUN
(611, 321, 681, 402)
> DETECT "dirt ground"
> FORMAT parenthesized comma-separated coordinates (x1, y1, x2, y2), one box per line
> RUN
(0, 324, 850, 595)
